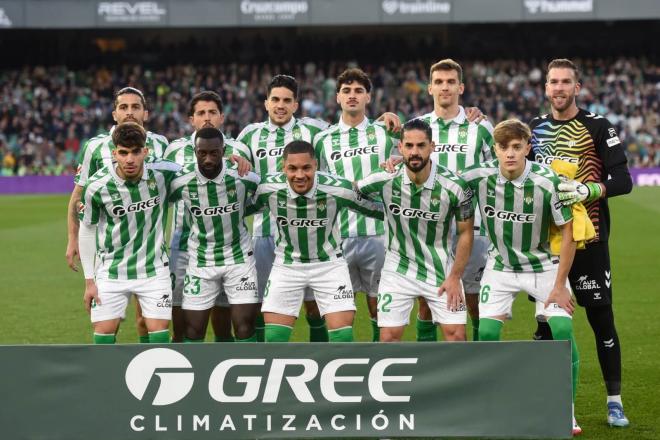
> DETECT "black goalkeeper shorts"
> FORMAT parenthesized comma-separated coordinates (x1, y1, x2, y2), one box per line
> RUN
(568, 241, 613, 307)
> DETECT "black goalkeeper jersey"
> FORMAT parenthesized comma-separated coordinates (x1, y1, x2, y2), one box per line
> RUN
(529, 108, 632, 243)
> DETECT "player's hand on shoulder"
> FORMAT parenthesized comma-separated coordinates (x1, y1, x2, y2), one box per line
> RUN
(557, 179, 602, 205)
(381, 156, 403, 173)
(378, 112, 402, 133)
(465, 107, 487, 124)
(229, 154, 252, 176)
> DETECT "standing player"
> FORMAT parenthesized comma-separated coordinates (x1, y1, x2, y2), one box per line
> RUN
(237, 75, 330, 342)
(169, 128, 260, 343)
(414, 59, 494, 342)
(529, 59, 633, 427)
(357, 119, 473, 342)
(78, 122, 179, 344)
(246, 141, 384, 343)
(314, 68, 397, 341)
(66, 87, 168, 343)
(461, 119, 581, 435)
(165, 91, 251, 342)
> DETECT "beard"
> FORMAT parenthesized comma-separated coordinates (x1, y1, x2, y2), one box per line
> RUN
(404, 155, 429, 173)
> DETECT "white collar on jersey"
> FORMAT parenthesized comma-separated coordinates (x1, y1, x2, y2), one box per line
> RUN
(497, 159, 532, 188)
(287, 173, 318, 199)
(338, 115, 369, 133)
(428, 105, 467, 125)
(110, 163, 150, 185)
(402, 158, 438, 189)
(195, 159, 228, 185)
(267, 117, 296, 133)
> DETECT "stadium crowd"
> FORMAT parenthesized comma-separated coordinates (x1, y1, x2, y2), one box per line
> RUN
(0, 57, 658, 176)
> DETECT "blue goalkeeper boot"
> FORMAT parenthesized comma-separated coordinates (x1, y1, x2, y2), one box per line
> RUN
(607, 402, 630, 427)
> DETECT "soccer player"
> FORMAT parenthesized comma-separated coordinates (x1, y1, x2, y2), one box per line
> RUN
(246, 140, 384, 343)
(169, 128, 261, 343)
(529, 59, 633, 427)
(237, 75, 330, 342)
(165, 91, 251, 342)
(414, 59, 494, 342)
(314, 68, 398, 341)
(356, 119, 473, 342)
(78, 122, 179, 344)
(66, 87, 168, 343)
(461, 119, 581, 435)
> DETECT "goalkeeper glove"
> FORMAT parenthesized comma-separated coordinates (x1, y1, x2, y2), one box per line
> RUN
(557, 180, 602, 206)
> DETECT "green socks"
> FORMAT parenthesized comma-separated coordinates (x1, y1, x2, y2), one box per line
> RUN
(148, 330, 170, 343)
(478, 318, 503, 341)
(328, 326, 354, 342)
(548, 316, 580, 400)
(255, 313, 265, 342)
(94, 333, 116, 344)
(416, 316, 437, 342)
(370, 318, 380, 342)
(265, 324, 293, 342)
(235, 333, 258, 343)
(306, 315, 329, 342)
(138, 335, 150, 344)
(214, 336, 235, 342)
(471, 317, 480, 341)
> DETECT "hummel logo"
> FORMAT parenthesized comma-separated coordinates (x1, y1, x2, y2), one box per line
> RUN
(603, 338, 615, 348)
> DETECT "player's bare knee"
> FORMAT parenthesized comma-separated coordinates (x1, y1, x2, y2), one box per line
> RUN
(442, 325, 466, 341)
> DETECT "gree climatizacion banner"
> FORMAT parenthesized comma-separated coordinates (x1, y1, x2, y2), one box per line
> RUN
(0, 342, 572, 438)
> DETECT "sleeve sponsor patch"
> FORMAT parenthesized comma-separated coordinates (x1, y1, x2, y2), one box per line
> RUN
(606, 137, 621, 148)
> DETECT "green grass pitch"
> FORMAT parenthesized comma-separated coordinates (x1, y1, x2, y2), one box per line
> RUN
(0, 187, 658, 439)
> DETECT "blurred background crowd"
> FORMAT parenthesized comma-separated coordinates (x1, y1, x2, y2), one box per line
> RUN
(1, 57, 658, 176)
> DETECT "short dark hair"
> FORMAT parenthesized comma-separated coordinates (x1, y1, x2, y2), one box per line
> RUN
(547, 58, 580, 83)
(401, 118, 432, 142)
(336, 68, 372, 93)
(195, 127, 224, 148)
(283, 140, 315, 160)
(267, 75, 299, 100)
(188, 91, 224, 117)
(112, 122, 146, 149)
(114, 87, 147, 110)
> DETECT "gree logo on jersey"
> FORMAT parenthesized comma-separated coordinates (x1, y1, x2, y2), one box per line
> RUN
(112, 196, 160, 217)
(434, 144, 468, 153)
(483, 205, 536, 223)
(189, 203, 240, 217)
(329, 145, 379, 161)
(255, 147, 284, 159)
(535, 154, 579, 165)
(388, 203, 441, 221)
(276, 216, 328, 228)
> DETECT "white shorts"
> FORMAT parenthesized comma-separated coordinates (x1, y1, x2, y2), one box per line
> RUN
(254, 235, 315, 302)
(183, 258, 259, 311)
(261, 259, 357, 318)
(377, 270, 467, 327)
(342, 235, 385, 298)
(92, 271, 172, 323)
(453, 234, 489, 294)
(169, 247, 189, 307)
(479, 267, 573, 320)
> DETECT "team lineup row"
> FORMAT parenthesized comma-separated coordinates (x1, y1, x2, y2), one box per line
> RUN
(65, 58, 632, 434)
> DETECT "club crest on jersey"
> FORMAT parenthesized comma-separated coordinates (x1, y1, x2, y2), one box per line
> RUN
(367, 132, 376, 142)
(389, 203, 442, 221)
(524, 196, 534, 205)
(430, 197, 440, 207)
(227, 189, 236, 198)
(276, 216, 328, 228)
(483, 205, 536, 223)
(111, 196, 160, 217)
(292, 130, 302, 140)
(255, 147, 284, 159)
(317, 201, 326, 211)
(459, 129, 467, 138)
(190, 203, 240, 217)
(148, 178, 157, 191)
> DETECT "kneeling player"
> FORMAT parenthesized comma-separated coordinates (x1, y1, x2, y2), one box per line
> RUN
(357, 119, 473, 342)
(246, 140, 384, 342)
(169, 128, 261, 342)
(461, 119, 581, 435)
(79, 123, 179, 344)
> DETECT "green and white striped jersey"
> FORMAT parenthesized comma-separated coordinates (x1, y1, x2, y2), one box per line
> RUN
(237, 117, 329, 237)
(357, 160, 473, 286)
(247, 172, 383, 265)
(169, 161, 260, 269)
(164, 132, 250, 252)
(75, 126, 168, 186)
(416, 107, 494, 235)
(313, 117, 395, 238)
(461, 159, 573, 273)
(79, 161, 181, 280)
